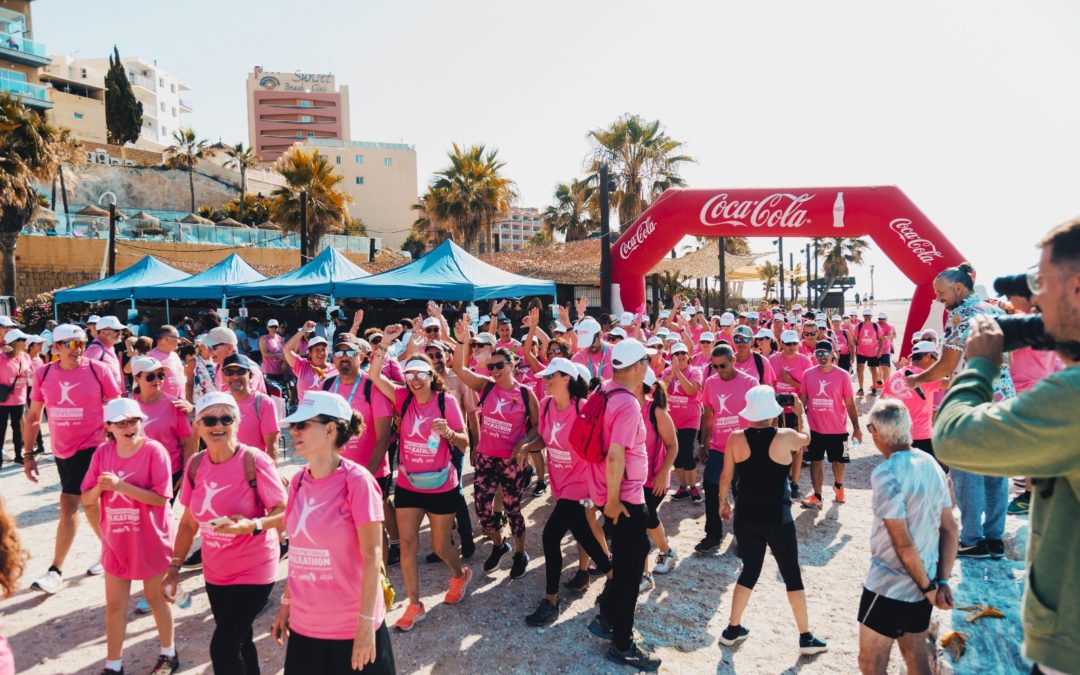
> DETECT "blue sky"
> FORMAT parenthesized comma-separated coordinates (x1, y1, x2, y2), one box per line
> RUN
(32, 0, 1080, 298)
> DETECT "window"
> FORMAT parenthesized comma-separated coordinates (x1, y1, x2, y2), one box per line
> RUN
(299, 100, 311, 108)
(301, 115, 311, 123)
(170, 83, 175, 93)
(354, 154, 363, 164)
(335, 156, 341, 164)
(355, 177, 364, 185)
(307, 131, 315, 137)
(160, 101, 165, 112)
(73, 112, 83, 120)
(172, 107, 177, 117)
(295, 132, 302, 139)
(158, 77, 164, 88)
(383, 157, 392, 167)
(80, 68, 87, 78)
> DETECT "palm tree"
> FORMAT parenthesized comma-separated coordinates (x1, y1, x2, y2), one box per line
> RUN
(165, 128, 209, 213)
(0, 94, 78, 295)
(789, 263, 806, 303)
(587, 114, 694, 226)
(224, 143, 258, 224)
(271, 148, 350, 258)
(819, 237, 870, 297)
(423, 143, 517, 253)
(410, 192, 457, 248)
(758, 260, 779, 300)
(543, 177, 596, 242)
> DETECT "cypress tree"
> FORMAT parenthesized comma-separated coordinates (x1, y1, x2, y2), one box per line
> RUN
(104, 46, 143, 146)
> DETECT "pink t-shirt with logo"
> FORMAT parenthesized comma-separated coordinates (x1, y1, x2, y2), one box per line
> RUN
(878, 322, 896, 355)
(882, 366, 941, 440)
(0, 351, 32, 406)
(80, 438, 174, 580)
(702, 371, 757, 452)
(770, 351, 813, 413)
(800, 366, 854, 434)
(178, 445, 288, 585)
(642, 400, 669, 488)
(394, 387, 464, 494)
(31, 360, 123, 458)
(587, 384, 647, 506)
(134, 393, 192, 474)
(835, 328, 852, 355)
(478, 382, 529, 459)
(734, 352, 777, 387)
(85, 340, 124, 392)
(328, 375, 394, 477)
(234, 392, 279, 452)
(571, 346, 613, 381)
(0, 629, 12, 675)
(147, 348, 187, 399)
(664, 366, 703, 430)
(260, 334, 285, 376)
(855, 322, 881, 357)
(538, 396, 589, 501)
(292, 358, 337, 401)
(286, 459, 386, 639)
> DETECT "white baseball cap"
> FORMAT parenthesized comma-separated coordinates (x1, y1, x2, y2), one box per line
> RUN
(658, 310, 671, 319)
(911, 341, 939, 357)
(307, 336, 328, 348)
(195, 391, 240, 418)
(478, 315, 490, 326)
(573, 363, 592, 382)
(877, 312, 888, 320)
(473, 332, 496, 346)
(699, 331, 716, 342)
(86, 315, 101, 324)
(643, 367, 657, 388)
(849, 309, 858, 317)
(2, 329, 26, 345)
(831, 315, 842, 322)
(284, 390, 353, 424)
(747, 311, 759, 320)
(719, 312, 735, 326)
(403, 358, 433, 373)
(646, 336, 664, 348)
(104, 398, 148, 424)
(912, 330, 923, 342)
(815, 320, 827, 329)
(553, 321, 568, 333)
(609, 327, 627, 339)
(267, 319, 280, 327)
(755, 328, 775, 340)
(0, 316, 16, 328)
(95, 315, 124, 331)
(655, 327, 671, 338)
(619, 311, 634, 327)
(862, 308, 873, 316)
(740, 385, 785, 422)
(205, 326, 238, 346)
(130, 356, 164, 375)
(537, 357, 578, 378)
(26, 334, 44, 345)
(53, 324, 87, 342)
(575, 317, 602, 344)
(670, 342, 689, 355)
(920, 329, 939, 341)
(422, 317, 440, 329)
(685, 307, 697, 316)
(611, 339, 654, 368)
(792, 304, 802, 311)
(780, 329, 800, 343)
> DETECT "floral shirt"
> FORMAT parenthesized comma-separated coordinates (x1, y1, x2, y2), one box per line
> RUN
(943, 294, 1015, 401)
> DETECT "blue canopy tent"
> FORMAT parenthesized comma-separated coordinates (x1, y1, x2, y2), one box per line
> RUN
(53, 256, 190, 318)
(333, 240, 556, 300)
(226, 246, 369, 300)
(134, 254, 266, 302)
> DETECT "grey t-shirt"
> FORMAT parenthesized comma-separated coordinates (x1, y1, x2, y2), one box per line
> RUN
(865, 448, 951, 602)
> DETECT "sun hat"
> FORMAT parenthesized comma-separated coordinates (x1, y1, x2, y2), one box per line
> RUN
(538, 357, 578, 378)
(95, 316, 124, 331)
(104, 398, 148, 424)
(195, 391, 240, 418)
(739, 385, 785, 422)
(611, 339, 654, 368)
(130, 356, 164, 376)
(284, 391, 353, 424)
(53, 324, 87, 342)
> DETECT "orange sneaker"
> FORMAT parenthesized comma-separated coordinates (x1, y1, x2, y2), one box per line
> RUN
(800, 494, 823, 509)
(834, 487, 846, 504)
(444, 566, 473, 605)
(393, 602, 426, 632)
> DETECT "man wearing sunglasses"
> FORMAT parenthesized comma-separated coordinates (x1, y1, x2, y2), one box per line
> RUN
(147, 324, 187, 400)
(206, 326, 268, 396)
(23, 324, 124, 594)
(84, 315, 125, 393)
(222, 354, 280, 461)
(799, 341, 862, 509)
(731, 326, 776, 387)
(881, 341, 944, 471)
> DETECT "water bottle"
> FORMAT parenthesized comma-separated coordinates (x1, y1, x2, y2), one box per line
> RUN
(165, 580, 192, 609)
(427, 431, 441, 451)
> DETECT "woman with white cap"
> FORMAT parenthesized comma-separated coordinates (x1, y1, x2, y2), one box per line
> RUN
(716, 385, 828, 656)
(165, 391, 288, 674)
(367, 350, 471, 632)
(754, 328, 776, 358)
(639, 368, 678, 589)
(130, 356, 196, 494)
(662, 342, 703, 504)
(0, 330, 31, 466)
(80, 398, 178, 675)
(523, 357, 612, 626)
(271, 391, 395, 674)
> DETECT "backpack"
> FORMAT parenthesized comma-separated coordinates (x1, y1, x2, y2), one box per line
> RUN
(322, 374, 374, 403)
(751, 352, 765, 383)
(187, 446, 264, 511)
(479, 381, 534, 431)
(401, 390, 446, 420)
(40, 359, 105, 394)
(568, 387, 637, 464)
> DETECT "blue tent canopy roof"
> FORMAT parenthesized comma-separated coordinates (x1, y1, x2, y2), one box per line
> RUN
(54, 256, 190, 305)
(333, 240, 555, 301)
(226, 246, 369, 298)
(133, 254, 266, 300)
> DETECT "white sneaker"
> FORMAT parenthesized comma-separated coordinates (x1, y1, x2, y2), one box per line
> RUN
(653, 549, 678, 574)
(86, 561, 104, 576)
(638, 573, 655, 594)
(31, 570, 63, 594)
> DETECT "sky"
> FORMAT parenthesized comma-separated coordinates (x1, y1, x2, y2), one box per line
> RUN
(31, 0, 1080, 299)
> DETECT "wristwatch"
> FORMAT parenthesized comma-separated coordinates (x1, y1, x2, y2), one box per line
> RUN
(251, 519, 264, 536)
(919, 579, 938, 594)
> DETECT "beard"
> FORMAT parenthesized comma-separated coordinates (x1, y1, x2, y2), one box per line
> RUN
(1044, 294, 1080, 344)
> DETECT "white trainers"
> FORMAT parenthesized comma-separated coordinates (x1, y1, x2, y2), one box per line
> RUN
(638, 572, 655, 594)
(86, 561, 104, 576)
(653, 549, 678, 574)
(31, 570, 63, 594)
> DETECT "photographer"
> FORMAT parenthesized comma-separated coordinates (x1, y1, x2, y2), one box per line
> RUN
(933, 218, 1080, 675)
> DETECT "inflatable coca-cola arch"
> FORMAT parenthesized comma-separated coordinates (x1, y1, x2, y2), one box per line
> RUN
(611, 186, 964, 355)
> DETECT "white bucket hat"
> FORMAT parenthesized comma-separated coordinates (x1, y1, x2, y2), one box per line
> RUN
(739, 385, 785, 422)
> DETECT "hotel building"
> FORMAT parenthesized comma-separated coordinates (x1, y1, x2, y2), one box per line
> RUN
(0, 0, 51, 112)
(247, 66, 350, 163)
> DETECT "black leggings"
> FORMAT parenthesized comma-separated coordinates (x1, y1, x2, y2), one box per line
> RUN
(733, 517, 804, 592)
(205, 582, 274, 675)
(0, 404, 23, 459)
(644, 487, 665, 530)
(542, 499, 611, 595)
(285, 623, 396, 674)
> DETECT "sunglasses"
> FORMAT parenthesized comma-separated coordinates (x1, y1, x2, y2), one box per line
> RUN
(733, 336, 751, 344)
(404, 372, 431, 381)
(782, 341, 799, 347)
(712, 362, 732, 369)
(488, 361, 508, 371)
(814, 350, 832, 358)
(543, 372, 568, 380)
(608, 336, 623, 342)
(469, 342, 486, 349)
(58, 340, 86, 350)
(802, 332, 816, 337)
(200, 414, 235, 427)
(425, 327, 440, 333)
(425, 352, 445, 361)
(141, 371, 165, 382)
(547, 348, 564, 355)
(289, 419, 326, 431)
(333, 349, 358, 358)
(223, 368, 249, 377)
(109, 418, 142, 429)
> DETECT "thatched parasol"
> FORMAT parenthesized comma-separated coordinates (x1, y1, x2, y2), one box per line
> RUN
(256, 220, 280, 231)
(128, 210, 160, 224)
(180, 213, 213, 225)
(75, 204, 110, 217)
(215, 217, 246, 228)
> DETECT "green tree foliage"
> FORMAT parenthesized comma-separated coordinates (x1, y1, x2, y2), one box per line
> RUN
(104, 46, 143, 146)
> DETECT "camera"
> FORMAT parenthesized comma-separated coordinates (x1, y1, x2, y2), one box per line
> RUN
(995, 314, 1056, 352)
(993, 273, 1032, 300)
(775, 393, 796, 407)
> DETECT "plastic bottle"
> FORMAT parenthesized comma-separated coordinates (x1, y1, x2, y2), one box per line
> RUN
(164, 580, 192, 609)
(427, 431, 441, 451)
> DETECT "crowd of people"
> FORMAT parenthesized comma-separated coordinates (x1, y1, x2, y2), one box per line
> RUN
(0, 233, 1074, 674)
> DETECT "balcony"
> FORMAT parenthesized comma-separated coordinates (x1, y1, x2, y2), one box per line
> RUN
(0, 75, 51, 109)
(0, 30, 49, 67)
(178, 98, 192, 112)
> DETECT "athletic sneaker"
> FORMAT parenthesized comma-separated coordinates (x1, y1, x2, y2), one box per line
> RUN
(532, 480, 548, 498)
(653, 549, 677, 574)
(182, 549, 202, 570)
(671, 486, 690, 501)
(587, 614, 614, 640)
(461, 538, 476, 560)
(31, 569, 62, 594)
(101, 668, 123, 674)
(1008, 492, 1030, 515)
(444, 567, 472, 604)
(695, 536, 722, 553)
(638, 573, 655, 594)
(136, 596, 152, 613)
(606, 641, 661, 672)
(856, 388, 865, 396)
(509, 552, 529, 579)
(564, 569, 590, 593)
(87, 561, 104, 576)
(522, 465, 535, 490)
(484, 541, 511, 572)
(800, 494, 823, 509)
(524, 598, 560, 627)
(799, 632, 829, 655)
(719, 624, 750, 646)
(393, 602, 426, 632)
(689, 486, 703, 503)
(833, 486, 846, 504)
(958, 541, 991, 558)
(987, 538, 1006, 559)
(149, 652, 179, 674)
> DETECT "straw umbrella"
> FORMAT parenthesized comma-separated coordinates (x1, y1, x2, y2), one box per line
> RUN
(215, 217, 246, 228)
(256, 220, 280, 231)
(180, 213, 213, 225)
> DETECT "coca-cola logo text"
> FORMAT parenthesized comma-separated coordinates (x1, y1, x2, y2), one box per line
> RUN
(618, 216, 657, 260)
(889, 218, 943, 265)
(699, 192, 813, 229)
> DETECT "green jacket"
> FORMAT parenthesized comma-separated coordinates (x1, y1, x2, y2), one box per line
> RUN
(934, 357, 1080, 673)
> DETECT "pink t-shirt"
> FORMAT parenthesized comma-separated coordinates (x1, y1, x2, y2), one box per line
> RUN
(134, 393, 192, 474)
(855, 322, 881, 357)
(0, 351, 31, 406)
(292, 358, 337, 401)
(770, 351, 813, 412)
(800, 366, 854, 434)
(734, 351, 777, 387)
(81, 438, 174, 580)
(572, 346, 613, 381)
(1009, 347, 1064, 393)
(234, 392, 279, 452)
(587, 384, 647, 506)
(286, 459, 386, 639)
(664, 366, 703, 430)
(478, 382, 529, 459)
(215, 359, 268, 395)
(538, 396, 589, 501)
(878, 322, 896, 355)
(702, 371, 757, 451)
(147, 348, 187, 399)
(260, 334, 285, 376)
(835, 328, 852, 355)
(394, 387, 465, 494)
(85, 340, 124, 392)
(178, 446, 288, 585)
(642, 400, 669, 488)
(328, 375, 394, 477)
(31, 360, 123, 458)
(882, 366, 942, 440)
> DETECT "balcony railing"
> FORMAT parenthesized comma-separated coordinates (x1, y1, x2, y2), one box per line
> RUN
(0, 76, 49, 101)
(0, 30, 46, 58)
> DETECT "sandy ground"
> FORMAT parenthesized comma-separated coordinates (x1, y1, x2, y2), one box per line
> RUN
(0, 301, 1029, 674)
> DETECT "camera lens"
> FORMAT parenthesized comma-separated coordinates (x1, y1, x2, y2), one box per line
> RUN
(993, 274, 1032, 300)
(995, 314, 1056, 352)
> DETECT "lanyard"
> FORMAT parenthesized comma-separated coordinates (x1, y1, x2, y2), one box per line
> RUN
(333, 376, 362, 403)
(587, 345, 607, 379)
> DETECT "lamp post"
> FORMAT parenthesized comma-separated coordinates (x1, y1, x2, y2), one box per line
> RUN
(717, 238, 727, 311)
(870, 264, 876, 303)
(774, 238, 785, 305)
(789, 252, 796, 303)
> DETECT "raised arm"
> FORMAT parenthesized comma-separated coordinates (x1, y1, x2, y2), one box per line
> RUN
(522, 308, 544, 373)
(283, 322, 316, 369)
(366, 349, 401, 402)
(452, 317, 491, 392)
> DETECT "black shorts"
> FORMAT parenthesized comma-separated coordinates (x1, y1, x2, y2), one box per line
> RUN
(837, 353, 852, 371)
(878, 353, 892, 367)
(779, 411, 800, 430)
(56, 447, 97, 496)
(858, 587, 932, 638)
(807, 432, 849, 463)
(856, 354, 880, 367)
(674, 428, 698, 470)
(376, 474, 393, 498)
(911, 438, 949, 474)
(394, 483, 458, 515)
